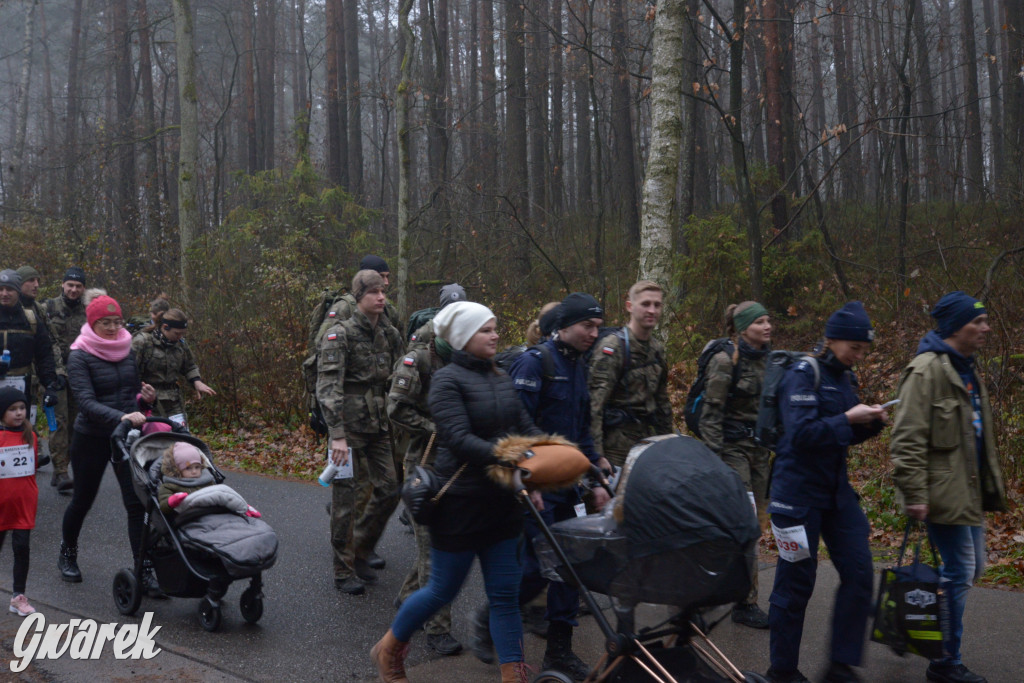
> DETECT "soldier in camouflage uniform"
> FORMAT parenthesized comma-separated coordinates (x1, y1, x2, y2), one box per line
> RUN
(698, 301, 772, 629)
(17, 267, 66, 476)
(589, 281, 673, 467)
(44, 267, 89, 494)
(387, 284, 463, 655)
(318, 270, 404, 595)
(131, 308, 216, 427)
(315, 255, 404, 346)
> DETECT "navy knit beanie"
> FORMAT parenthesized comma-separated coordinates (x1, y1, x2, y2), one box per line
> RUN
(558, 293, 605, 329)
(931, 291, 986, 339)
(825, 301, 874, 342)
(63, 267, 86, 285)
(359, 255, 390, 274)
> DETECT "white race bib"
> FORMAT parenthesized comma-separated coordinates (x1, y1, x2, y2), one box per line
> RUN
(747, 491, 758, 519)
(574, 503, 587, 518)
(0, 444, 34, 479)
(771, 522, 811, 563)
(0, 376, 27, 394)
(168, 413, 186, 427)
(327, 448, 354, 479)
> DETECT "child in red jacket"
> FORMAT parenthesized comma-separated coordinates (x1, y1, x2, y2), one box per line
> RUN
(0, 387, 40, 616)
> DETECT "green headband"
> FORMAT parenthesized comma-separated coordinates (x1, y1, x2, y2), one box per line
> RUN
(733, 302, 769, 334)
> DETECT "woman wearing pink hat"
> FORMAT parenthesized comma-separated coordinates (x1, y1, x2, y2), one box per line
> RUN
(57, 295, 162, 597)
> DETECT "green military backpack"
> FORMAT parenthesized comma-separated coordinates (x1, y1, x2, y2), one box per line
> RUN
(302, 286, 346, 437)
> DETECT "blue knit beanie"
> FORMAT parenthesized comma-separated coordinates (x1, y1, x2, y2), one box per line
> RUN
(931, 291, 986, 339)
(825, 301, 874, 342)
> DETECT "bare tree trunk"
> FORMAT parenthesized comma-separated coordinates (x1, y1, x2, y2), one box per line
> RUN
(549, 0, 564, 216)
(396, 0, 413, 318)
(527, 0, 549, 219)
(1005, 0, 1024, 198)
(112, 0, 138, 263)
(730, 0, 763, 300)
(63, 0, 84, 220)
(913, 0, 939, 200)
(343, 0, 362, 194)
(962, 0, 986, 200)
(425, 0, 449, 192)
(505, 0, 531, 269)
(325, 0, 344, 185)
(256, 0, 277, 170)
(243, 1, 258, 173)
(479, 0, 497, 192)
(982, 0, 1002, 189)
(834, 8, 862, 199)
(173, 0, 201, 289)
(138, 0, 161, 234)
(11, 0, 38, 206)
(609, 0, 639, 244)
(569, 0, 592, 210)
(640, 0, 685, 287)
(896, 0, 916, 298)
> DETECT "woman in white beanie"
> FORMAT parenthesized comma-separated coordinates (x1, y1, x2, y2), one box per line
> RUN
(372, 301, 540, 683)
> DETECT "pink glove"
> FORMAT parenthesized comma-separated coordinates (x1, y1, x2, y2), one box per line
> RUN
(168, 492, 188, 508)
(245, 505, 261, 518)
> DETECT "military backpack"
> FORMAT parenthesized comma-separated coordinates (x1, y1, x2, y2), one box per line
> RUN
(682, 338, 736, 439)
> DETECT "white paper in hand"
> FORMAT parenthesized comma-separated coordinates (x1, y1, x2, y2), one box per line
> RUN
(327, 448, 354, 479)
(771, 522, 811, 563)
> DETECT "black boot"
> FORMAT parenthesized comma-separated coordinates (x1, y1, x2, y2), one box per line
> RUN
(468, 604, 495, 664)
(141, 560, 168, 599)
(58, 542, 82, 583)
(542, 621, 590, 681)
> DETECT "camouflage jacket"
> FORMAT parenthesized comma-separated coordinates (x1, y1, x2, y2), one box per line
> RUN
(44, 295, 87, 364)
(131, 330, 202, 402)
(386, 336, 449, 462)
(315, 293, 403, 350)
(698, 344, 767, 454)
(24, 299, 66, 378)
(406, 320, 435, 352)
(588, 327, 672, 452)
(317, 310, 403, 439)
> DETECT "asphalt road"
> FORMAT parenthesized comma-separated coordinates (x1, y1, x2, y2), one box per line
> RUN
(1, 465, 1021, 682)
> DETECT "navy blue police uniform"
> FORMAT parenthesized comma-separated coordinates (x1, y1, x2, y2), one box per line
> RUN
(510, 338, 601, 626)
(767, 353, 884, 674)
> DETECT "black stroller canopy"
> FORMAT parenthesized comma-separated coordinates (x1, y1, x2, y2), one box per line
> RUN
(621, 435, 761, 560)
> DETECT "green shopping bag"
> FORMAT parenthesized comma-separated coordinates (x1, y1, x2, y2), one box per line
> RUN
(871, 521, 948, 660)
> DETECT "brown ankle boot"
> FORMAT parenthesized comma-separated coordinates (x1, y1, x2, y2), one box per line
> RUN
(370, 629, 410, 683)
(500, 661, 529, 683)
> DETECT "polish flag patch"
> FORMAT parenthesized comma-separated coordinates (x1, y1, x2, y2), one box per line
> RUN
(403, 356, 415, 366)
(327, 333, 338, 341)
(328, 311, 337, 318)
(602, 346, 615, 355)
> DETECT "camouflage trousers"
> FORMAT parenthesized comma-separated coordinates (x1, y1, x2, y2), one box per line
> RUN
(720, 440, 770, 604)
(150, 396, 187, 427)
(48, 388, 77, 476)
(396, 451, 452, 635)
(602, 423, 657, 469)
(330, 432, 399, 580)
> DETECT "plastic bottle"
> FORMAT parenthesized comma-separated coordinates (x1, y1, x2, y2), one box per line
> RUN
(45, 406, 57, 432)
(318, 461, 341, 487)
(0, 349, 10, 366)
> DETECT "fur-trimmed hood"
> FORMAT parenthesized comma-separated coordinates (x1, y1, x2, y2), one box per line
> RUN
(488, 433, 589, 491)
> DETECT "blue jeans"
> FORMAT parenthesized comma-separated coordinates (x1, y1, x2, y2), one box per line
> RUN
(927, 523, 985, 664)
(391, 536, 524, 664)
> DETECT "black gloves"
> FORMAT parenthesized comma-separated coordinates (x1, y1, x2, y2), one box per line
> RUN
(51, 375, 67, 391)
(44, 389, 60, 407)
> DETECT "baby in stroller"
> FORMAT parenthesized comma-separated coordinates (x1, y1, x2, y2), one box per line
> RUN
(157, 442, 261, 518)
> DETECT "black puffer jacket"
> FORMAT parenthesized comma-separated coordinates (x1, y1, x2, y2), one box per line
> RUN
(429, 350, 541, 496)
(427, 350, 541, 551)
(68, 349, 144, 437)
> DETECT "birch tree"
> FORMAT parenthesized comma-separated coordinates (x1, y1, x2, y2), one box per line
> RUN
(639, 0, 685, 287)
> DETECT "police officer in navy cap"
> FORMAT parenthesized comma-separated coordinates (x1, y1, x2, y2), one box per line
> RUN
(765, 302, 888, 683)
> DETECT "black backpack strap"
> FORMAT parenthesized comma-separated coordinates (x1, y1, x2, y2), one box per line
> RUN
(535, 344, 557, 380)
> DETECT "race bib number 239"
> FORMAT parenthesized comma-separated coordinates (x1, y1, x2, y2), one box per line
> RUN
(771, 522, 811, 563)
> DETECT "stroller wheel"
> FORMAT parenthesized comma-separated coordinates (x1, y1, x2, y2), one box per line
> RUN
(113, 569, 142, 616)
(532, 672, 574, 683)
(239, 586, 264, 624)
(742, 673, 769, 683)
(198, 597, 222, 632)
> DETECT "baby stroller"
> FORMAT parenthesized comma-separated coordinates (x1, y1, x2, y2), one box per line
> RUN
(528, 434, 767, 683)
(110, 418, 278, 631)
